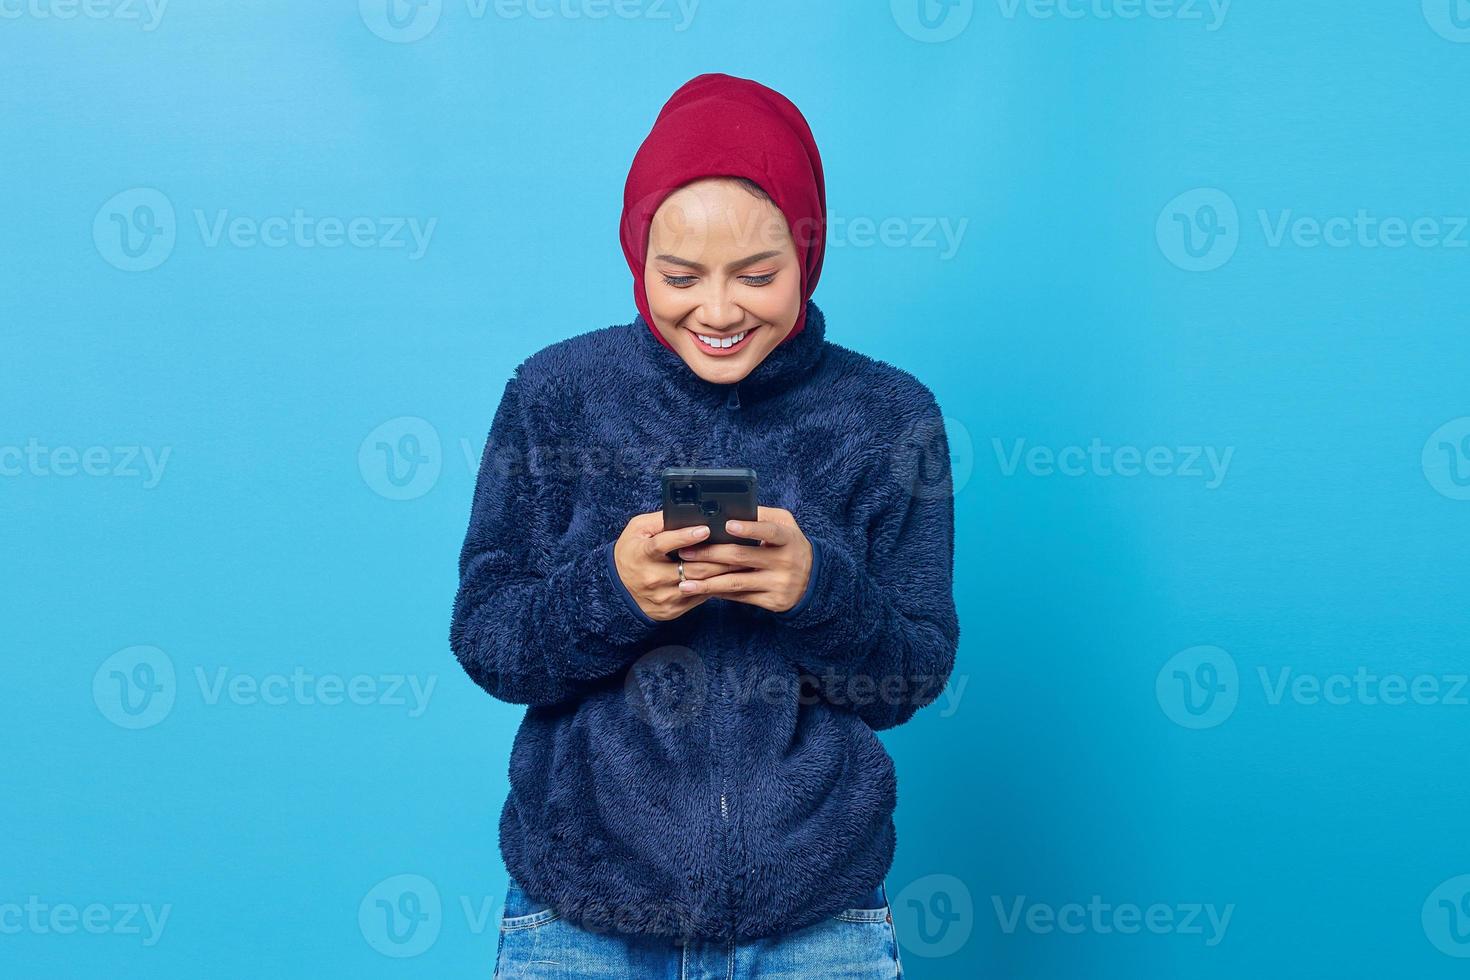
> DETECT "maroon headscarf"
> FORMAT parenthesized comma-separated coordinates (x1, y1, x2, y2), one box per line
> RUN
(620, 73, 827, 352)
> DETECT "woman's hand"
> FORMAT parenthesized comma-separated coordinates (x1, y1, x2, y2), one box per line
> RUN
(672, 506, 814, 613)
(613, 512, 749, 622)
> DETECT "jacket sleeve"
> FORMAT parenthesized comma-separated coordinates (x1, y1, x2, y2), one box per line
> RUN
(449, 369, 662, 707)
(764, 391, 960, 730)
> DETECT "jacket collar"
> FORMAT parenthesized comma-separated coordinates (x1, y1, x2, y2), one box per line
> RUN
(631, 300, 829, 406)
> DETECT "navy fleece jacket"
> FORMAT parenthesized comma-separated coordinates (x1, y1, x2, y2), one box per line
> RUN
(449, 300, 960, 942)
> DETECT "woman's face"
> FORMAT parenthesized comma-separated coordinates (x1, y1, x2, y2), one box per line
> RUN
(643, 178, 802, 385)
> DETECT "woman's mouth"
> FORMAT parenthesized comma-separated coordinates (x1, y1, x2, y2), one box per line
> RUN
(688, 325, 758, 356)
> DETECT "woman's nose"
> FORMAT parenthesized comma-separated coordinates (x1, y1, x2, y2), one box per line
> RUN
(697, 296, 745, 332)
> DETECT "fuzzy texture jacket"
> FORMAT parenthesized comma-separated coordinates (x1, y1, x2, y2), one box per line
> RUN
(449, 300, 960, 943)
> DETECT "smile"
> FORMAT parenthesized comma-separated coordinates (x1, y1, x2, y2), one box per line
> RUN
(690, 326, 758, 356)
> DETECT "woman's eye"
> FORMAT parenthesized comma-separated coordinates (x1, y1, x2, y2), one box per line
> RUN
(740, 274, 775, 286)
(660, 274, 697, 288)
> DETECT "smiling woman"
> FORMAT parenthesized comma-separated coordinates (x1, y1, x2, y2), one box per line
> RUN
(451, 71, 957, 980)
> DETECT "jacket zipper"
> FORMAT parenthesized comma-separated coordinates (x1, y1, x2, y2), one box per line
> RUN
(713, 380, 741, 933)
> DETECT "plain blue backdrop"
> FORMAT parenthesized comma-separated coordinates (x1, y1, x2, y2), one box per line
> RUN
(5, 1, 1470, 977)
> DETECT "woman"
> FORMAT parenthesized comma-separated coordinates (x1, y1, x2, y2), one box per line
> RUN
(451, 72, 959, 979)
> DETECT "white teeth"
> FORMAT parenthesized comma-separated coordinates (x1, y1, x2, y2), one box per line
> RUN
(695, 329, 748, 350)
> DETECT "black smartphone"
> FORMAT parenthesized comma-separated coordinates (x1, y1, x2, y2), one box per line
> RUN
(661, 467, 760, 550)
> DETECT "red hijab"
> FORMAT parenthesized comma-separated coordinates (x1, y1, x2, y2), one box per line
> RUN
(620, 73, 827, 352)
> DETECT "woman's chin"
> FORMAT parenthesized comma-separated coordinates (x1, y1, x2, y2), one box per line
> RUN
(683, 352, 753, 384)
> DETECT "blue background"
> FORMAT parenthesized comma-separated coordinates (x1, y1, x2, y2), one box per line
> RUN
(5, 1, 1470, 976)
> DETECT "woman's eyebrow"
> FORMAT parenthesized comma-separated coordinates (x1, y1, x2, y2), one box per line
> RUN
(654, 250, 784, 272)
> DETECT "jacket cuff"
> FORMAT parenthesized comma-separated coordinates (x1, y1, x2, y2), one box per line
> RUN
(776, 540, 823, 617)
(770, 537, 852, 628)
(601, 539, 660, 630)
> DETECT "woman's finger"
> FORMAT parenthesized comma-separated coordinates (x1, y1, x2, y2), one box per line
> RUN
(677, 560, 750, 581)
(678, 570, 770, 596)
(644, 523, 712, 558)
(676, 543, 773, 567)
(723, 518, 790, 547)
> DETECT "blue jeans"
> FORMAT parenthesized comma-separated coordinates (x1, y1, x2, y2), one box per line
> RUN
(493, 876, 904, 979)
